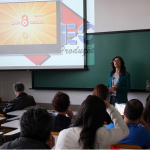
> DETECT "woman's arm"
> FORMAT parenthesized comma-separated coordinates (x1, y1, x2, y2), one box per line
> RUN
(66, 109, 75, 118)
(107, 73, 114, 93)
(96, 104, 129, 148)
(139, 117, 150, 133)
(107, 73, 111, 88)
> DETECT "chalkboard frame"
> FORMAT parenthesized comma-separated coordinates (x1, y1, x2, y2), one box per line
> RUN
(88, 28, 150, 35)
(31, 71, 150, 92)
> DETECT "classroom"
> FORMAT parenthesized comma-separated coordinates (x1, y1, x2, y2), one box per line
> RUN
(0, 0, 150, 149)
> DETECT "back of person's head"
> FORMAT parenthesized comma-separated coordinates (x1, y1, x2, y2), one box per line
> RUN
(143, 95, 150, 122)
(125, 99, 143, 121)
(13, 82, 25, 92)
(52, 92, 70, 112)
(20, 107, 53, 143)
(93, 84, 109, 100)
(70, 95, 106, 149)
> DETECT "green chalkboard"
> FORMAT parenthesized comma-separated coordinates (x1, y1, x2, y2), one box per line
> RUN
(32, 30, 150, 91)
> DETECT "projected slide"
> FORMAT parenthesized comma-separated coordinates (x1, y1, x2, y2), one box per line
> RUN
(0, 0, 93, 69)
(0, 0, 61, 54)
(0, 2, 57, 45)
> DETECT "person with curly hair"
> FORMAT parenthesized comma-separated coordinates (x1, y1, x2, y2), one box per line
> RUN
(50, 92, 74, 132)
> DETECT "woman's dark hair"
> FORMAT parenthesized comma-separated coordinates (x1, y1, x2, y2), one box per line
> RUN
(143, 95, 150, 123)
(93, 84, 109, 100)
(70, 95, 106, 149)
(111, 56, 126, 76)
(52, 92, 70, 112)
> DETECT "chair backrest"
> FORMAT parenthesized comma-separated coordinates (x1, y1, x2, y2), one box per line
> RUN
(110, 144, 141, 149)
(104, 121, 107, 125)
(3, 128, 20, 143)
(0, 114, 4, 117)
(51, 132, 59, 136)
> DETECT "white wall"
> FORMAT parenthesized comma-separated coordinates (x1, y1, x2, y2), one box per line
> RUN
(0, 71, 149, 107)
(95, 0, 150, 32)
(0, 71, 92, 105)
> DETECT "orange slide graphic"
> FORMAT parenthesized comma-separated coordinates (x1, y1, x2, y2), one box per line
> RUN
(0, 1, 57, 45)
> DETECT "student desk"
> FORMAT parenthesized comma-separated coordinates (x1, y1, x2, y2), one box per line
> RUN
(1, 120, 20, 129)
(0, 117, 5, 121)
(7, 110, 26, 117)
(1, 120, 20, 143)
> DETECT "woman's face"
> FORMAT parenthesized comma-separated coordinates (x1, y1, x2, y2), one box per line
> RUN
(113, 57, 121, 68)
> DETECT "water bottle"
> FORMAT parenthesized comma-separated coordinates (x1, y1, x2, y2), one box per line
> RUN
(146, 80, 150, 91)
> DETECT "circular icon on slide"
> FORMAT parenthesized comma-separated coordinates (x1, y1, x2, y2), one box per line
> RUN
(22, 20, 28, 26)
(21, 15, 29, 27)
(22, 32, 28, 39)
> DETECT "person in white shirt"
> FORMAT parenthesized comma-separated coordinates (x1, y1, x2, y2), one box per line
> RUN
(55, 95, 129, 149)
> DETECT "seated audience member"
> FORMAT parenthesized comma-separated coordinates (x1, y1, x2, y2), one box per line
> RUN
(55, 95, 129, 149)
(3, 82, 36, 116)
(143, 95, 150, 127)
(107, 99, 150, 148)
(93, 84, 111, 124)
(1, 107, 54, 149)
(50, 92, 74, 132)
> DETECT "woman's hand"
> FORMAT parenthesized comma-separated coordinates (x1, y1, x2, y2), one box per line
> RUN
(66, 109, 75, 118)
(138, 117, 148, 127)
(138, 117, 150, 133)
(112, 85, 118, 90)
(46, 134, 55, 149)
(108, 87, 114, 93)
(104, 100, 111, 109)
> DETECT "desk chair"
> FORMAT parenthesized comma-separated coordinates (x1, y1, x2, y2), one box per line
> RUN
(0, 132, 3, 146)
(3, 129, 20, 143)
(0, 117, 16, 139)
(51, 132, 59, 136)
(110, 144, 141, 149)
(104, 121, 107, 125)
(6, 116, 20, 122)
(0, 114, 4, 117)
(0, 116, 14, 136)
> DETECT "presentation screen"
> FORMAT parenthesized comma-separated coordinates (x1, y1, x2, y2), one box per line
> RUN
(0, 0, 86, 70)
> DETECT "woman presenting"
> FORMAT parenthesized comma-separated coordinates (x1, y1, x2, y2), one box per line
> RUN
(107, 56, 131, 106)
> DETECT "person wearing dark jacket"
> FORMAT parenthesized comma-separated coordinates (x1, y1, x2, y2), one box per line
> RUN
(1, 107, 55, 149)
(107, 56, 130, 106)
(3, 82, 36, 116)
(50, 92, 74, 132)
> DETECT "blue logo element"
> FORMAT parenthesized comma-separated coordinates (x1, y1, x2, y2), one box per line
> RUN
(62, 23, 95, 45)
